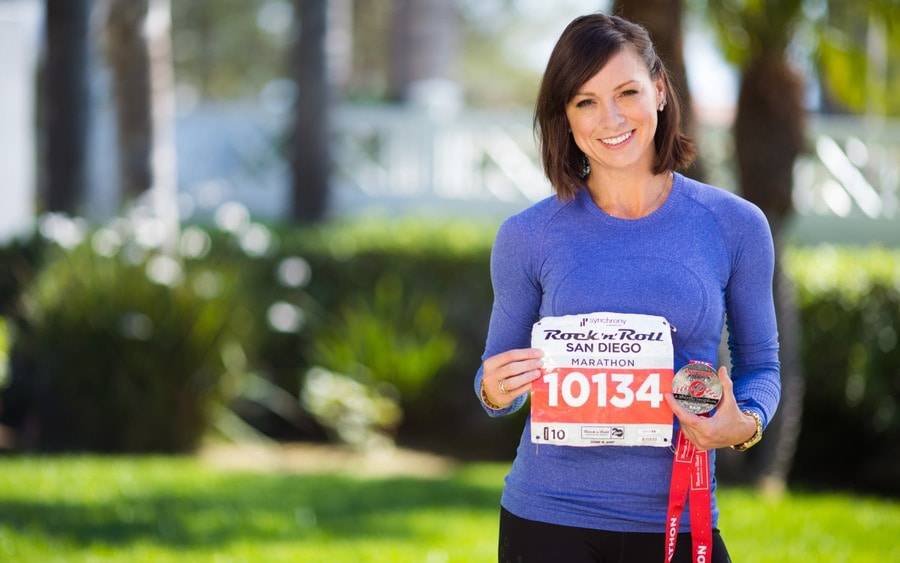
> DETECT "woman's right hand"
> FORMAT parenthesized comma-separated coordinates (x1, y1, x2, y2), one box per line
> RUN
(482, 348, 545, 408)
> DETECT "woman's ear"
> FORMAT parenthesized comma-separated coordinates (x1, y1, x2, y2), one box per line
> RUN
(655, 78, 666, 109)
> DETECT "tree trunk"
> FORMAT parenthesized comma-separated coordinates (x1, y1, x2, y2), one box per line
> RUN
(40, 0, 91, 214)
(328, 0, 353, 96)
(735, 56, 805, 219)
(387, 0, 459, 103)
(291, 0, 330, 223)
(104, 0, 153, 201)
(734, 53, 806, 492)
(612, 0, 705, 181)
(104, 0, 179, 241)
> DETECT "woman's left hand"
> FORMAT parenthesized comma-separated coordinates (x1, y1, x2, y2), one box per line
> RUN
(664, 365, 757, 451)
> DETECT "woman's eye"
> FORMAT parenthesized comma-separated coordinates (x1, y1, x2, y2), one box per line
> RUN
(576, 99, 594, 108)
(622, 89, 638, 96)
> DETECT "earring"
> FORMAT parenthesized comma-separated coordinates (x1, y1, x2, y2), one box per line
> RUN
(580, 154, 591, 178)
(657, 100, 666, 112)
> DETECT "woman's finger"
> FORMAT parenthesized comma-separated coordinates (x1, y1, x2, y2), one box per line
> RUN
(484, 348, 543, 372)
(665, 392, 705, 429)
(498, 358, 544, 379)
(718, 365, 731, 390)
(502, 369, 543, 394)
(504, 379, 537, 401)
(717, 365, 738, 408)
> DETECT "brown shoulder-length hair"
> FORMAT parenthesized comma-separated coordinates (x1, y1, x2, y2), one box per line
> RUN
(534, 13, 696, 200)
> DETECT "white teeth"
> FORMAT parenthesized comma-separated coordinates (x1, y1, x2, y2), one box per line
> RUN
(600, 130, 633, 145)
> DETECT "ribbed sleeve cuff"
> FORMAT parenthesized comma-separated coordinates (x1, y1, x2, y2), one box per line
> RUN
(733, 367, 781, 429)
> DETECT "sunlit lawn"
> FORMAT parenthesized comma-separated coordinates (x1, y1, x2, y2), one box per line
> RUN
(0, 456, 897, 562)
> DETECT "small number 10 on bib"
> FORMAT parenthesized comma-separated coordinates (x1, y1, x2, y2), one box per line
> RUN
(530, 312, 675, 447)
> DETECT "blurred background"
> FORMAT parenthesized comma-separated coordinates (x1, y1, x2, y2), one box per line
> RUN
(0, 0, 898, 561)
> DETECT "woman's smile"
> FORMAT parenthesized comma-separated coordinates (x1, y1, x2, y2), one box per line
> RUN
(598, 129, 635, 148)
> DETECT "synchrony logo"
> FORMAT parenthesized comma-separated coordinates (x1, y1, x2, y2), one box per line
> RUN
(579, 316, 627, 327)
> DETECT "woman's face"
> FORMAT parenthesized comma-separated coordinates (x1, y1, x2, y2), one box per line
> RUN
(565, 47, 665, 176)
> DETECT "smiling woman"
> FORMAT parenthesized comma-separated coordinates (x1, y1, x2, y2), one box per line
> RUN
(533, 13, 695, 217)
(475, 12, 781, 563)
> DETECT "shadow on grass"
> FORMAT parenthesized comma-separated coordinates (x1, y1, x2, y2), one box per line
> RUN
(0, 470, 503, 548)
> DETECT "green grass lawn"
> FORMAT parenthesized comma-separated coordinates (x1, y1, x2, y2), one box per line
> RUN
(0, 456, 897, 562)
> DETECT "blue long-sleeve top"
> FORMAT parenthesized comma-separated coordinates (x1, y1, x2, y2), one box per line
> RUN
(474, 172, 781, 533)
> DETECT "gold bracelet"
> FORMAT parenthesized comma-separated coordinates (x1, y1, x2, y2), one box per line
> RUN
(480, 379, 504, 410)
(731, 410, 763, 451)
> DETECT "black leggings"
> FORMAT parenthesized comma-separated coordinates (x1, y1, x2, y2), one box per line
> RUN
(499, 506, 732, 563)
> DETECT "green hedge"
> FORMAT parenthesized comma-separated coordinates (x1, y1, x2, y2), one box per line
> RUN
(283, 227, 900, 483)
(5, 237, 251, 452)
(201, 218, 507, 455)
(1, 218, 898, 490)
(281, 223, 900, 479)
(786, 247, 900, 492)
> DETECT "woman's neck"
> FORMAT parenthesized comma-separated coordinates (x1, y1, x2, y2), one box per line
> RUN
(586, 168, 673, 219)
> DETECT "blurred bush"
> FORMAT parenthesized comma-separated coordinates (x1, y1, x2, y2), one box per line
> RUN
(786, 246, 900, 493)
(5, 216, 250, 452)
(275, 218, 525, 457)
(310, 274, 455, 399)
(301, 366, 402, 450)
(2, 216, 898, 493)
(0, 318, 8, 391)
(274, 230, 900, 484)
(0, 235, 46, 317)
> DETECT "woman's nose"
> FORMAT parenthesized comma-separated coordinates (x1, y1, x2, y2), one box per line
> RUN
(597, 100, 626, 130)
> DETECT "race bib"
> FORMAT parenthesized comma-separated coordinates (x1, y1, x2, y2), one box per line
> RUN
(530, 312, 675, 447)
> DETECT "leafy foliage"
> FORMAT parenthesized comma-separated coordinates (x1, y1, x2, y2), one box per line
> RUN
(706, 0, 900, 116)
(3, 216, 899, 491)
(171, 0, 288, 99)
(301, 366, 403, 449)
(706, 0, 805, 65)
(0, 318, 8, 390)
(786, 245, 900, 491)
(814, 0, 900, 115)
(310, 275, 456, 399)
(2, 213, 261, 452)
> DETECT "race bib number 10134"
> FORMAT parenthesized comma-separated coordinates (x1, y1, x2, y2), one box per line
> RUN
(530, 312, 675, 447)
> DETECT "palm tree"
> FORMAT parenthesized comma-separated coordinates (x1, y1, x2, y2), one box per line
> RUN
(814, 0, 899, 117)
(612, 0, 706, 181)
(706, 0, 806, 493)
(291, 0, 330, 222)
(706, 0, 899, 492)
(40, 0, 91, 214)
(103, 0, 179, 240)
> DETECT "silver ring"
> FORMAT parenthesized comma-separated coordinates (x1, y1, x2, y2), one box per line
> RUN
(498, 379, 507, 394)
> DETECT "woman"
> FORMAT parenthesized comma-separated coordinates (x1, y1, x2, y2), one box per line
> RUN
(474, 13, 781, 563)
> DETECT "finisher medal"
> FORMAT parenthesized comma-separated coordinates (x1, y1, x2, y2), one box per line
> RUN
(671, 360, 722, 415)
(665, 361, 722, 562)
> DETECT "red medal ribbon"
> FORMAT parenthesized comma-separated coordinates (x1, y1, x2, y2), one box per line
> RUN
(664, 430, 713, 563)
